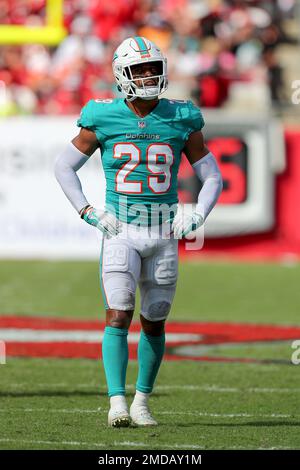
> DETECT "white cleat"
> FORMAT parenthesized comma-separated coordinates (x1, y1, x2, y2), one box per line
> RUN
(130, 403, 158, 426)
(108, 407, 131, 428)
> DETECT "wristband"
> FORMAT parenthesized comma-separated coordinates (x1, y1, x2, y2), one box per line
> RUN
(79, 204, 92, 218)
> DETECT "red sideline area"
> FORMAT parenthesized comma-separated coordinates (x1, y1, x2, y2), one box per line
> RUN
(180, 129, 300, 262)
(1, 315, 300, 362)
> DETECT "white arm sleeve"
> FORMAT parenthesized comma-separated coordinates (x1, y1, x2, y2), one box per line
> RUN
(192, 152, 223, 220)
(54, 142, 91, 213)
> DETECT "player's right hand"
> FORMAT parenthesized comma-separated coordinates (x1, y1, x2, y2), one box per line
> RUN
(171, 211, 204, 239)
(80, 205, 122, 238)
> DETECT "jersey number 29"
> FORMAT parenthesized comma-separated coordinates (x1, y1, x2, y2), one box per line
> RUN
(113, 143, 174, 194)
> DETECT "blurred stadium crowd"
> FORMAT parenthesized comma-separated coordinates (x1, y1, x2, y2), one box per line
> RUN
(0, 0, 298, 115)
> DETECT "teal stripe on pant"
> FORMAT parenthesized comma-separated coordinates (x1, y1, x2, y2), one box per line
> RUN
(136, 330, 165, 394)
(99, 237, 109, 310)
(102, 326, 128, 397)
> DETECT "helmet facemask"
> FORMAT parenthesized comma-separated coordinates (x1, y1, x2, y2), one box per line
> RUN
(114, 58, 168, 102)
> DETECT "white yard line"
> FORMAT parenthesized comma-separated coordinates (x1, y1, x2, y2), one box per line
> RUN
(159, 411, 292, 418)
(0, 408, 293, 419)
(0, 329, 201, 343)
(5, 383, 300, 393)
(156, 385, 300, 394)
(0, 438, 203, 449)
(0, 438, 106, 448)
(229, 446, 294, 450)
(0, 438, 293, 450)
(114, 441, 203, 449)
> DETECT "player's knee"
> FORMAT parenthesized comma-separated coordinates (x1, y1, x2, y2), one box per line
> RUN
(140, 314, 165, 336)
(107, 309, 133, 329)
(109, 318, 129, 329)
(150, 301, 171, 317)
(144, 301, 171, 322)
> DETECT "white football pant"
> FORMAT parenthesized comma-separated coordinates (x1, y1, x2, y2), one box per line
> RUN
(100, 223, 178, 321)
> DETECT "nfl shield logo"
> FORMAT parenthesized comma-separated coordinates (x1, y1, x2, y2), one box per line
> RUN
(138, 121, 146, 128)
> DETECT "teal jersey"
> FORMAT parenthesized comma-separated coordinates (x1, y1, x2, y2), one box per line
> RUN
(77, 98, 204, 225)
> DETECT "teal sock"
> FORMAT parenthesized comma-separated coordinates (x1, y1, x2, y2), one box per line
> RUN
(102, 326, 128, 397)
(136, 330, 165, 394)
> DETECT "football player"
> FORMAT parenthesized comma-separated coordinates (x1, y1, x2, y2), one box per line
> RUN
(55, 36, 223, 427)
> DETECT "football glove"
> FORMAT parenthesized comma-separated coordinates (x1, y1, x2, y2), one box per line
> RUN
(169, 210, 204, 239)
(80, 205, 122, 238)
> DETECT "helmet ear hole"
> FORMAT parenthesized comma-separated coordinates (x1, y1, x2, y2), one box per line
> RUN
(155, 61, 163, 75)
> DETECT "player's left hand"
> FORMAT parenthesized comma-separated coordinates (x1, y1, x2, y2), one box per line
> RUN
(80, 205, 122, 238)
(170, 211, 204, 239)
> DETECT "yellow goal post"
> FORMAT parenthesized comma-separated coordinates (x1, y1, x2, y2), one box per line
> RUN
(0, 0, 67, 45)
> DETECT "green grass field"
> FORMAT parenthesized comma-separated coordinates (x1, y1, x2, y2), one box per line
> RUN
(0, 260, 300, 450)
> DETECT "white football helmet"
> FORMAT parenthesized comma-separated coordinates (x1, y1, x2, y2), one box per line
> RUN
(112, 36, 168, 101)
